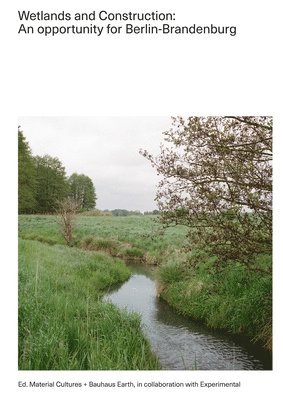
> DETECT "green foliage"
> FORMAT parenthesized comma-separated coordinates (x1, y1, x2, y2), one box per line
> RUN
(159, 252, 188, 283)
(18, 128, 37, 213)
(34, 155, 69, 213)
(124, 247, 144, 258)
(18, 130, 98, 214)
(159, 255, 272, 350)
(80, 235, 119, 255)
(80, 209, 112, 216)
(111, 209, 142, 216)
(18, 239, 159, 370)
(80, 236, 145, 260)
(19, 215, 64, 244)
(68, 173, 97, 211)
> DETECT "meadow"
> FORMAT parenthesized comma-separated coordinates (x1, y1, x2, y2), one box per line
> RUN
(19, 214, 272, 371)
(18, 230, 160, 370)
(19, 214, 188, 263)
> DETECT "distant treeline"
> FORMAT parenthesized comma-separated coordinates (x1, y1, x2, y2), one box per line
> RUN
(80, 209, 160, 217)
(104, 209, 160, 216)
(18, 127, 97, 214)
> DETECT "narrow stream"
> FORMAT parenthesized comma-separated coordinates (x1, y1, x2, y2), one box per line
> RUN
(104, 262, 272, 370)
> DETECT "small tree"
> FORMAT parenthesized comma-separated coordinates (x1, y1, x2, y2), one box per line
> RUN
(56, 198, 79, 245)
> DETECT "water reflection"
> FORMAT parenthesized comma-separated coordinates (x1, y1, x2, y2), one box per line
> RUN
(104, 262, 272, 370)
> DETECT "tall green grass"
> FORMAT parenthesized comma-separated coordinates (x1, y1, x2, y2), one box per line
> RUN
(19, 215, 272, 352)
(18, 239, 160, 370)
(159, 253, 272, 350)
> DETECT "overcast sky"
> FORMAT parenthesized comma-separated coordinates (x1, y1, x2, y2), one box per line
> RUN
(18, 117, 172, 211)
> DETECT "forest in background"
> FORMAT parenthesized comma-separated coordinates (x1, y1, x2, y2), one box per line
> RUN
(18, 127, 97, 214)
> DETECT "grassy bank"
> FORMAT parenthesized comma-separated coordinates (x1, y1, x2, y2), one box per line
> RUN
(159, 253, 272, 350)
(19, 214, 272, 352)
(18, 239, 160, 370)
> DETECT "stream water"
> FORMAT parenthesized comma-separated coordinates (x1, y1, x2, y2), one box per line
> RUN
(104, 262, 272, 370)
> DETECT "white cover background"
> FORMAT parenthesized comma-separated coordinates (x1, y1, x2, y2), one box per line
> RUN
(1, 0, 282, 399)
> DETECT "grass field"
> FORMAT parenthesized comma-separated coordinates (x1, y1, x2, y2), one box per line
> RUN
(18, 238, 160, 370)
(19, 214, 187, 264)
(19, 214, 272, 359)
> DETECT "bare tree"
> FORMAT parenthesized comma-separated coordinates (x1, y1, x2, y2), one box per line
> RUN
(140, 116, 272, 271)
(56, 198, 79, 245)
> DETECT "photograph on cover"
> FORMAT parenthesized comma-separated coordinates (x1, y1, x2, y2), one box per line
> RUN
(18, 116, 272, 370)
